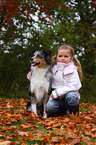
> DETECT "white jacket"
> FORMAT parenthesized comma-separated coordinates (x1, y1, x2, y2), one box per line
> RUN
(51, 61, 82, 99)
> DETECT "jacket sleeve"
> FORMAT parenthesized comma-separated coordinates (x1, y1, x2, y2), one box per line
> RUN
(52, 70, 82, 98)
(27, 71, 32, 80)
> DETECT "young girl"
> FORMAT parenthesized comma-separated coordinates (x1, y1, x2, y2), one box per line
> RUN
(45, 45, 82, 117)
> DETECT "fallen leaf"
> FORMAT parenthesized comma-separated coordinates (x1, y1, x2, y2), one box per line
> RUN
(51, 123, 60, 128)
(21, 134, 28, 140)
(18, 131, 28, 136)
(72, 137, 80, 145)
(35, 129, 44, 133)
(6, 113, 12, 117)
(0, 141, 11, 145)
(1, 126, 8, 131)
(49, 136, 59, 143)
(27, 132, 33, 138)
(20, 124, 31, 129)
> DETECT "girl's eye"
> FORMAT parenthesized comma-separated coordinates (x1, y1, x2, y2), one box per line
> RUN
(65, 55, 68, 58)
(58, 55, 62, 57)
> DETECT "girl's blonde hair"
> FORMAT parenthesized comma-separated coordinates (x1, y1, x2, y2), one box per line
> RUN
(58, 45, 83, 81)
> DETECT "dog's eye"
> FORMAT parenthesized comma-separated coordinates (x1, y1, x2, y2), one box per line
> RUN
(37, 55, 42, 59)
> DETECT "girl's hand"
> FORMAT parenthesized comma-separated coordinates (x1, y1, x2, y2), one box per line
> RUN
(50, 93, 54, 99)
(27, 71, 32, 81)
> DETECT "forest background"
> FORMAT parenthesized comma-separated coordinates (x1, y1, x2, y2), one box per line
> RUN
(0, 0, 96, 104)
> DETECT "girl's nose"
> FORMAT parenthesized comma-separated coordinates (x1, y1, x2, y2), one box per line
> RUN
(62, 57, 65, 59)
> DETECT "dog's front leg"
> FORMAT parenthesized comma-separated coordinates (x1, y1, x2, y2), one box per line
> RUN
(43, 95, 48, 118)
(43, 112, 47, 118)
(31, 96, 37, 115)
(31, 103, 37, 115)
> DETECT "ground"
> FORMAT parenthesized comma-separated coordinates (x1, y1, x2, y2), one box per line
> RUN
(0, 98, 96, 145)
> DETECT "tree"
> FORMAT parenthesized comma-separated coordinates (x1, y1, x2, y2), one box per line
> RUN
(0, 0, 70, 54)
(0, 0, 70, 98)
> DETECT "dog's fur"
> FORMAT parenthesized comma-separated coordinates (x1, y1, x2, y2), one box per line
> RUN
(26, 50, 52, 118)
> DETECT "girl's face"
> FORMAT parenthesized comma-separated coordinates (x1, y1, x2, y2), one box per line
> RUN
(57, 49, 73, 64)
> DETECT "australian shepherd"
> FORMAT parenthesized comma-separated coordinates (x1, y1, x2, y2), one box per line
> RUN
(26, 50, 53, 118)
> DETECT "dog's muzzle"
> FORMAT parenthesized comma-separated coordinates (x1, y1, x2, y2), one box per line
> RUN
(31, 62, 40, 66)
(30, 58, 40, 66)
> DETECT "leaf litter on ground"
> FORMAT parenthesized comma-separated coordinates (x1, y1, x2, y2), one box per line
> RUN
(0, 98, 96, 145)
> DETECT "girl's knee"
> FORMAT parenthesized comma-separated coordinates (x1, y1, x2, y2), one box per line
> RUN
(65, 92, 79, 106)
(45, 100, 59, 113)
(45, 101, 54, 111)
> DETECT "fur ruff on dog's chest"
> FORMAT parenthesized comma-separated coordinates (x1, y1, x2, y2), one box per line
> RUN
(30, 67, 51, 93)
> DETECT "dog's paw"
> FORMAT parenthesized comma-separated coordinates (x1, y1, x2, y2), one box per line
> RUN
(43, 113, 47, 118)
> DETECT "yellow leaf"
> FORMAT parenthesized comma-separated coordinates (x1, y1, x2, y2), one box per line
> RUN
(6, 113, 12, 117)
(34, 136, 45, 141)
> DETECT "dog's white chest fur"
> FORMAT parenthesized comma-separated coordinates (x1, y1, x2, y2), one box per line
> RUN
(30, 67, 50, 101)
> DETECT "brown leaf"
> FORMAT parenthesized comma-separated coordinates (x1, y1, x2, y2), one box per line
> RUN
(69, 112, 80, 120)
(46, 120, 56, 126)
(65, 138, 71, 144)
(51, 136, 60, 143)
(20, 124, 31, 129)
(72, 137, 81, 145)
(35, 129, 44, 133)
(81, 134, 91, 143)
(52, 123, 61, 128)
(21, 134, 28, 140)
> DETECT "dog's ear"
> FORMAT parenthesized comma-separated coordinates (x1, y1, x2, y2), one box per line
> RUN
(42, 50, 53, 64)
(29, 49, 35, 58)
(43, 50, 53, 57)
(51, 55, 57, 66)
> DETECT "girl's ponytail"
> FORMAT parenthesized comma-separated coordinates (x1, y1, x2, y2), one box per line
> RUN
(73, 57, 83, 81)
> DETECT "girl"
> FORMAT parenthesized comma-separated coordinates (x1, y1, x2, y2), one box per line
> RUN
(45, 45, 82, 117)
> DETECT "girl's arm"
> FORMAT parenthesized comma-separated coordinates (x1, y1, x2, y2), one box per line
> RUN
(51, 70, 82, 99)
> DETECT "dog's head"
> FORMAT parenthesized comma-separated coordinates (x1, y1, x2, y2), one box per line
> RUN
(29, 50, 53, 68)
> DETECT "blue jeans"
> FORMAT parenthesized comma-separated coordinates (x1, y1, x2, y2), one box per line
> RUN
(45, 92, 79, 116)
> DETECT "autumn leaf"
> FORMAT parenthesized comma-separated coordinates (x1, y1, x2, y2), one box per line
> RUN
(19, 131, 28, 136)
(46, 120, 56, 126)
(21, 134, 28, 141)
(27, 132, 33, 138)
(1, 126, 8, 131)
(6, 113, 12, 117)
(0, 141, 11, 145)
(20, 124, 31, 129)
(51, 123, 60, 128)
(72, 137, 81, 145)
(51, 136, 60, 143)
(35, 129, 44, 133)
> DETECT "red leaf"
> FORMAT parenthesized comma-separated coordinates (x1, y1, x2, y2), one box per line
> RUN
(27, 132, 33, 138)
